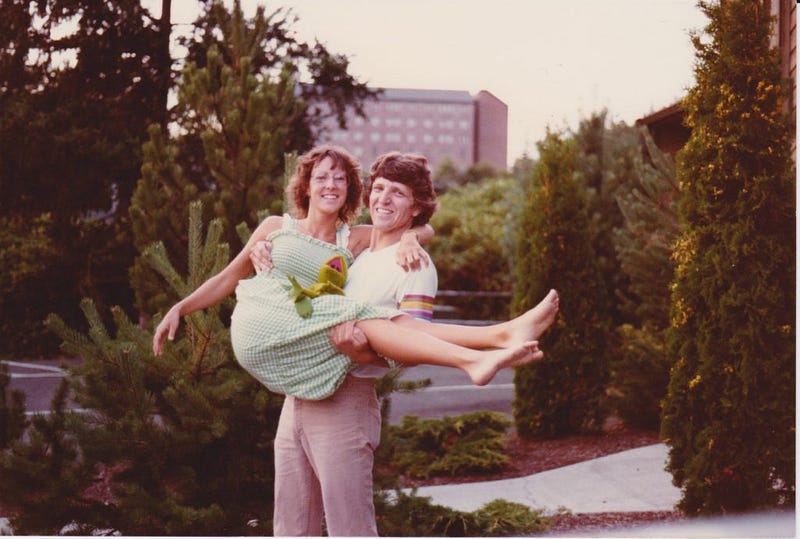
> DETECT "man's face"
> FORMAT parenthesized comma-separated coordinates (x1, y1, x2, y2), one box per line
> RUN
(369, 177, 421, 233)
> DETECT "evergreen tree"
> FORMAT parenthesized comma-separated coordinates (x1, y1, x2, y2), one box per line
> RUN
(0, 0, 169, 223)
(0, 362, 27, 449)
(610, 129, 679, 429)
(574, 111, 639, 327)
(511, 132, 609, 438)
(571, 115, 641, 428)
(510, 152, 536, 182)
(0, 202, 284, 535)
(182, 0, 375, 152)
(462, 161, 501, 185)
(0, 0, 372, 356)
(0, 213, 61, 354)
(0, 0, 171, 356)
(614, 130, 679, 327)
(0, 378, 101, 535)
(661, 0, 795, 513)
(130, 0, 374, 316)
(129, 41, 301, 313)
(432, 156, 461, 193)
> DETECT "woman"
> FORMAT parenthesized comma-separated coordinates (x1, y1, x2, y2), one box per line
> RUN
(153, 145, 553, 400)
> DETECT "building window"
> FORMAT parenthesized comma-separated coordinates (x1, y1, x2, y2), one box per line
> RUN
(370, 133, 381, 142)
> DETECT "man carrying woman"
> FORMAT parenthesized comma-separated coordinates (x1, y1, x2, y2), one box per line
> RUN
(153, 145, 558, 535)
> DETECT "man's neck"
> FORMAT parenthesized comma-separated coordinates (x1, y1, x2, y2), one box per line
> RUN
(369, 227, 407, 251)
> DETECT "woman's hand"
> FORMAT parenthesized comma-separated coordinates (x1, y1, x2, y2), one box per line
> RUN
(152, 305, 182, 356)
(396, 230, 430, 272)
(250, 240, 274, 273)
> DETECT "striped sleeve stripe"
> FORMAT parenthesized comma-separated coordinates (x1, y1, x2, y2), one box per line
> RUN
(402, 309, 434, 321)
(398, 294, 435, 321)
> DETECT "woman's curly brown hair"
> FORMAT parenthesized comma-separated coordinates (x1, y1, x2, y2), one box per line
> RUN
(285, 145, 363, 223)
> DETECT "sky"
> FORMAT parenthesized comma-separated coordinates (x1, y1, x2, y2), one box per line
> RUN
(163, 0, 709, 167)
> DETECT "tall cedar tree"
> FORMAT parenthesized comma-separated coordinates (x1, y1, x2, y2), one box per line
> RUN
(661, 0, 795, 514)
(574, 112, 636, 329)
(511, 133, 609, 438)
(610, 129, 679, 429)
(0, 0, 170, 356)
(0, 202, 284, 536)
(614, 130, 679, 328)
(572, 115, 642, 428)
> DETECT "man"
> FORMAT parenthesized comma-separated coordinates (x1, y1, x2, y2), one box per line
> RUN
(252, 152, 439, 536)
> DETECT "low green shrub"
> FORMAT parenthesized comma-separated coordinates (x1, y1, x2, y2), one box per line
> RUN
(374, 490, 551, 537)
(380, 411, 510, 479)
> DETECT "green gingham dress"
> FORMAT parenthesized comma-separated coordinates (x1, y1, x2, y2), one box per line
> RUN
(230, 215, 400, 400)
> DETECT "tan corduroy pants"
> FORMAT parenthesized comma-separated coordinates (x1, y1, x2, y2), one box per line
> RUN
(272, 375, 381, 536)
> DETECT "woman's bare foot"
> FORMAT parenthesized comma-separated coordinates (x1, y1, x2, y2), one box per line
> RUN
(502, 289, 559, 347)
(465, 341, 543, 386)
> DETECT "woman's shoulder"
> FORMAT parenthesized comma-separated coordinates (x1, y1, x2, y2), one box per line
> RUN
(252, 214, 284, 240)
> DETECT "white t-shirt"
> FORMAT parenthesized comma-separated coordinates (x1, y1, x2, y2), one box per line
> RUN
(345, 242, 438, 378)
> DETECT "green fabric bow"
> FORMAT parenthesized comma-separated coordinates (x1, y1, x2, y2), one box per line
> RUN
(287, 254, 348, 318)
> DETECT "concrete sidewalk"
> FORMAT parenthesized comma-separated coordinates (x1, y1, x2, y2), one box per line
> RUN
(405, 443, 796, 537)
(406, 443, 680, 514)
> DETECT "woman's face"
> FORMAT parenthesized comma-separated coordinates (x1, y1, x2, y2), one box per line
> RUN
(307, 156, 349, 215)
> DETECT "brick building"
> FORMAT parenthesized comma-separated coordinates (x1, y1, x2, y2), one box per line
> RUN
(316, 87, 508, 172)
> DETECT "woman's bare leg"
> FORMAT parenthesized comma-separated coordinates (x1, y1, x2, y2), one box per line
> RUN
(393, 289, 559, 350)
(355, 319, 543, 386)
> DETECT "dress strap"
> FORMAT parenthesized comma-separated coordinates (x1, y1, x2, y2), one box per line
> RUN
(281, 213, 296, 230)
(336, 222, 351, 249)
(282, 213, 349, 249)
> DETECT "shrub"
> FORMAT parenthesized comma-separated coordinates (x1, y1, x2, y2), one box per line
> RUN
(380, 411, 510, 479)
(0, 202, 283, 536)
(611, 130, 679, 430)
(375, 490, 551, 537)
(512, 132, 609, 438)
(610, 324, 671, 430)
